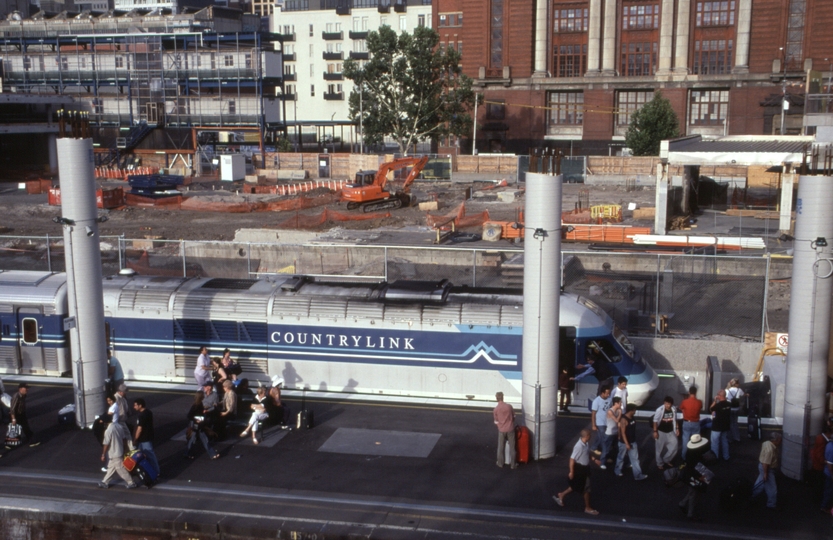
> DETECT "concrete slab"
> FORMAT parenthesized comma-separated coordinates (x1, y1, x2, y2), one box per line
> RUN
(318, 428, 441, 458)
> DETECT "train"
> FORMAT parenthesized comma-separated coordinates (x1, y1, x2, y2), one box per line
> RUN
(0, 270, 658, 405)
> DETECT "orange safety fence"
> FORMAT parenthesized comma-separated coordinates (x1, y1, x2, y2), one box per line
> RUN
(426, 201, 491, 230)
(563, 225, 652, 243)
(243, 179, 348, 196)
(477, 179, 509, 191)
(96, 166, 158, 180)
(276, 208, 391, 229)
(179, 193, 339, 213)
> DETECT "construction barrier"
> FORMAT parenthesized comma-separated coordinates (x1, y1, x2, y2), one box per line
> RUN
(589, 204, 623, 223)
(95, 166, 158, 180)
(563, 225, 652, 243)
(25, 179, 54, 194)
(276, 208, 391, 229)
(49, 187, 125, 209)
(427, 202, 491, 230)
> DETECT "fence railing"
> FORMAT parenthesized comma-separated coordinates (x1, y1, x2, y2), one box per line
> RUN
(0, 235, 784, 342)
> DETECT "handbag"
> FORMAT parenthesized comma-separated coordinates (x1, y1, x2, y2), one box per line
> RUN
(5, 422, 22, 447)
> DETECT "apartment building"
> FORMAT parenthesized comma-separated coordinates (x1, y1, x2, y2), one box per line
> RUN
(272, 0, 432, 148)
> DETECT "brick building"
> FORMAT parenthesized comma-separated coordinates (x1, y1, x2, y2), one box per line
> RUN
(435, 0, 833, 155)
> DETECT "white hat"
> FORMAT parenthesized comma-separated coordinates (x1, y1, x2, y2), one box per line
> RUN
(271, 375, 284, 387)
(687, 433, 709, 450)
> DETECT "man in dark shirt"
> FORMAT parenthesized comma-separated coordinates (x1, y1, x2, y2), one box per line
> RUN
(679, 433, 710, 520)
(710, 389, 732, 461)
(133, 398, 160, 477)
(9, 383, 39, 447)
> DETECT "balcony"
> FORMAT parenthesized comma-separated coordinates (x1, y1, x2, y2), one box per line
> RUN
(349, 30, 369, 39)
(323, 72, 344, 80)
(803, 94, 833, 129)
(323, 51, 344, 60)
(393, 0, 405, 12)
(280, 93, 296, 101)
(283, 73, 297, 81)
(322, 31, 343, 40)
(349, 51, 369, 60)
(283, 53, 296, 61)
(336, 4, 350, 15)
(278, 32, 296, 42)
(378, 2, 390, 12)
(324, 92, 344, 100)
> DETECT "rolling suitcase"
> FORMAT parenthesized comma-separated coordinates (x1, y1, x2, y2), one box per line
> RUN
(515, 425, 531, 464)
(133, 458, 158, 487)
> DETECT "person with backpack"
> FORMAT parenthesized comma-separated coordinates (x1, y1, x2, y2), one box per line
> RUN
(678, 434, 711, 520)
(726, 379, 745, 442)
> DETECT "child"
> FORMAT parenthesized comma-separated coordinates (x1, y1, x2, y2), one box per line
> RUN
(612, 376, 628, 409)
(106, 395, 119, 424)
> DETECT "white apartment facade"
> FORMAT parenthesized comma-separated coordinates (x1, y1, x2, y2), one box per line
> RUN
(272, 0, 431, 147)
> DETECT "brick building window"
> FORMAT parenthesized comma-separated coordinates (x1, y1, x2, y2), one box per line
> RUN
(554, 6, 589, 32)
(622, 3, 659, 30)
(487, 100, 506, 120)
(692, 39, 733, 74)
(439, 13, 462, 27)
(784, 0, 806, 70)
(620, 42, 657, 76)
(489, 0, 504, 74)
(554, 44, 587, 77)
(695, 1, 736, 27)
(689, 89, 729, 126)
(548, 91, 584, 125)
(616, 90, 653, 127)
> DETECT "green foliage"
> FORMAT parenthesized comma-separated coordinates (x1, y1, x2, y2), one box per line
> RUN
(343, 26, 475, 155)
(624, 92, 680, 156)
(276, 137, 293, 153)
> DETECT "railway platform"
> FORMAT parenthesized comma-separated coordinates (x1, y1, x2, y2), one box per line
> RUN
(0, 381, 827, 539)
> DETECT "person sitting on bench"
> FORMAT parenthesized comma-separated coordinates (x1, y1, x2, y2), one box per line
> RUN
(240, 387, 270, 444)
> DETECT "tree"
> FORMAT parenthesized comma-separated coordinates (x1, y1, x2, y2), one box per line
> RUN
(624, 91, 680, 156)
(343, 25, 475, 155)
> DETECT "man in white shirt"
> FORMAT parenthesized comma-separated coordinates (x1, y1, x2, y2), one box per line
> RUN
(589, 387, 612, 456)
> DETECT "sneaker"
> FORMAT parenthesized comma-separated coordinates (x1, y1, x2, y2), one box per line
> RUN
(126, 483, 137, 489)
(28, 442, 41, 447)
(600, 464, 607, 470)
(590, 449, 601, 456)
(635, 475, 649, 481)
(496, 461, 503, 468)
(553, 496, 564, 507)
(616, 472, 623, 477)
(97, 482, 109, 489)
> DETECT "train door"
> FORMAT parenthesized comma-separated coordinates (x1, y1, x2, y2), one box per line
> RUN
(559, 327, 577, 379)
(17, 308, 45, 372)
(0, 312, 15, 371)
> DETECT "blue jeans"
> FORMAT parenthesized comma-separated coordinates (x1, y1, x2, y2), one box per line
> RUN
(589, 427, 605, 452)
(752, 463, 777, 508)
(138, 441, 160, 476)
(601, 432, 617, 462)
(186, 427, 217, 459)
(681, 421, 700, 459)
(822, 474, 833, 510)
(615, 441, 646, 479)
(710, 429, 729, 460)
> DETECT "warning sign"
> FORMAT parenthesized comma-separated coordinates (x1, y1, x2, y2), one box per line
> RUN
(776, 333, 788, 353)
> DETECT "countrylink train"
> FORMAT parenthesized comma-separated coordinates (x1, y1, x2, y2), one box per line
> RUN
(0, 270, 658, 405)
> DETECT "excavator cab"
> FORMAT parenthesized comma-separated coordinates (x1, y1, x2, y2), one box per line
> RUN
(351, 171, 377, 187)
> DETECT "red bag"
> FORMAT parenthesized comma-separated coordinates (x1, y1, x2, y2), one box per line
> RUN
(123, 454, 136, 471)
(515, 425, 531, 464)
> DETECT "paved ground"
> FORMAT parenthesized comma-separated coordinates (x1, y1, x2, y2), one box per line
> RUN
(0, 381, 827, 539)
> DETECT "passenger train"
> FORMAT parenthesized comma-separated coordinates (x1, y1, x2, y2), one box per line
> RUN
(0, 270, 658, 405)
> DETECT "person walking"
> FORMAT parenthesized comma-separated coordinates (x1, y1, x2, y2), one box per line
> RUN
(194, 346, 212, 388)
(132, 398, 160, 478)
(680, 386, 702, 459)
(601, 396, 622, 469)
(726, 379, 745, 442)
(115, 384, 130, 427)
(678, 433, 710, 520)
(553, 429, 602, 515)
(493, 392, 517, 469)
(98, 417, 137, 489)
(107, 348, 124, 396)
(611, 377, 629, 409)
(8, 383, 39, 447)
(751, 432, 782, 509)
(615, 403, 648, 480)
(709, 390, 732, 461)
(652, 396, 678, 470)
(589, 386, 612, 457)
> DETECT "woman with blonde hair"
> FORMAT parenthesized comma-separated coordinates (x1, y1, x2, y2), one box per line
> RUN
(726, 378, 745, 442)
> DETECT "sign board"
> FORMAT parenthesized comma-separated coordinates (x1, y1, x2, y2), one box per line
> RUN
(776, 333, 788, 353)
(63, 316, 76, 331)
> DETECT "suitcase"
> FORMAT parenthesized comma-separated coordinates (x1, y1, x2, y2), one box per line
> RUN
(133, 458, 157, 487)
(747, 407, 761, 441)
(515, 425, 531, 464)
(719, 477, 752, 512)
(296, 409, 314, 429)
(663, 467, 680, 487)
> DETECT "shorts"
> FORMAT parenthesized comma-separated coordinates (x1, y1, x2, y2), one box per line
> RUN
(569, 464, 591, 493)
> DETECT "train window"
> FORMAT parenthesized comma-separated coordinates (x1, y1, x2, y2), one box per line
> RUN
(590, 338, 621, 363)
(22, 318, 38, 344)
(612, 324, 634, 357)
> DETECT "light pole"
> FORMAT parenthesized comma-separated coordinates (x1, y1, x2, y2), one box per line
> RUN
(359, 71, 363, 155)
(780, 47, 788, 136)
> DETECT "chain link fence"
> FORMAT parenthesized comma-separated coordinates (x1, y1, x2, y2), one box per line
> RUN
(1, 235, 785, 341)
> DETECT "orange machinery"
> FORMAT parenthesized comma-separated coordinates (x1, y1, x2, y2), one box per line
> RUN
(341, 156, 429, 213)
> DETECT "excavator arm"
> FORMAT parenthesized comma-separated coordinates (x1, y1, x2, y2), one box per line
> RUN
(373, 156, 429, 192)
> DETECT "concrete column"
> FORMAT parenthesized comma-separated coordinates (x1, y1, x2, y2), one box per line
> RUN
(587, 0, 602, 74)
(657, 0, 675, 74)
(673, 0, 692, 73)
(522, 172, 562, 461)
(654, 162, 669, 235)
(779, 172, 795, 234)
(533, 0, 549, 76)
(733, 0, 752, 73)
(48, 134, 59, 175)
(600, 0, 617, 75)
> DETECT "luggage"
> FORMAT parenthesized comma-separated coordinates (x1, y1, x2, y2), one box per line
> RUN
(747, 406, 761, 441)
(132, 457, 158, 488)
(58, 403, 75, 425)
(123, 450, 145, 472)
(515, 425, 531, 464)
(719, 477, 753, 512)
(5, 422, 22, 447)
(663, 467, 680, 487)
(296, 409, 314, 429)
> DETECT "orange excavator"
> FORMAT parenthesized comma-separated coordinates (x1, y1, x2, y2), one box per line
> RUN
(341, 156, 429, 213)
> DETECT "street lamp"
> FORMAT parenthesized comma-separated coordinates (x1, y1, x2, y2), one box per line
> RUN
(780, 47, 788, 136)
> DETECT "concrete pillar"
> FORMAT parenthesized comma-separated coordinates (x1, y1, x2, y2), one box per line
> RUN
(532, 0, 549, 76)
(58, 134, 108, 429)
(522, 172, 562, 461)
(654, 162, 669, 235)
(587, 0, 602, 74)
(733, 0, 752, 73)
(673, 0, 692, 73)
(782, 176, 833, 480)
(600, 0, 617, 75)
(657, 0, 675, 74)
(48, 134, 59, 175)
(779, 172, 795, 234)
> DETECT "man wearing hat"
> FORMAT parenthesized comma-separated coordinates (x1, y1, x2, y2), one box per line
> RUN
(9, 383, 39, 447)
(751, 432, 782, 509)
(678, 433, 710, 520)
